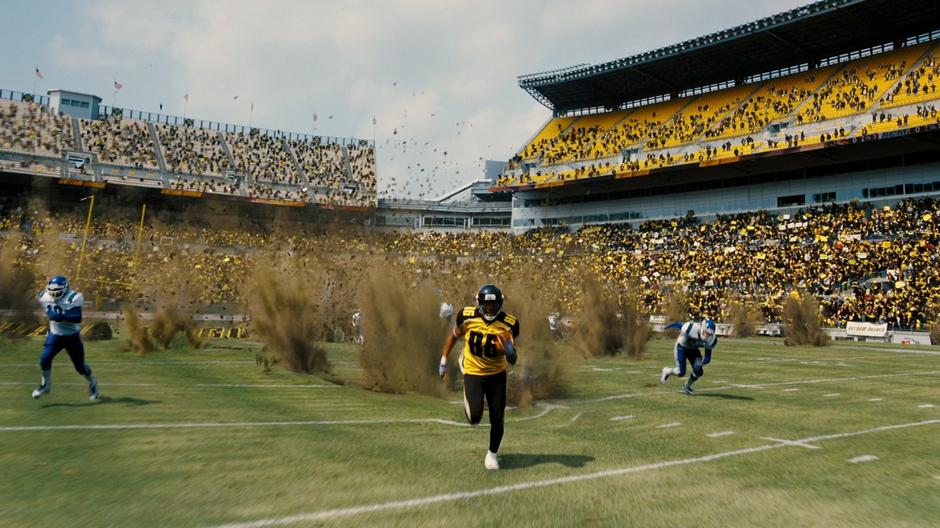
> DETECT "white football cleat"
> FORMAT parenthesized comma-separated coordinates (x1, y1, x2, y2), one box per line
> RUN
(660, 367, 673, 384)
(32, 385, 50, 399)
(484, 450, 499, 470)
(88, 375, 99, 401)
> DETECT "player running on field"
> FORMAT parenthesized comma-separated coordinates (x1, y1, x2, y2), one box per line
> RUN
(439, 284, 519, 470)
(660, 319, 716, 395)
(32, 275, 99, 401)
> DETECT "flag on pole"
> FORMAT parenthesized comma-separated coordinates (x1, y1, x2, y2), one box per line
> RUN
(250, 101, 254, 111)
(313, 113, 318, 122)
(184, 92, 189, 103)
(113, 80, 123, 91)
(233, 95, 239, 100)
(34, 67, 43, 80)
(372, 116, 377, 125)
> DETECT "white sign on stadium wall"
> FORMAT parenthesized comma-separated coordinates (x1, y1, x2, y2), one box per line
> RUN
(845, 321, 888, 337)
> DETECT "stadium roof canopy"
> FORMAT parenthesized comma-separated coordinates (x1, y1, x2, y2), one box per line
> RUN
(519, 0, 940, 114)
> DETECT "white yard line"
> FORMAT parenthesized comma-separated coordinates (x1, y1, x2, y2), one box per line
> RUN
(570, 412, 583, 423)
(0, 382, 341, 389)
(209, 419, 940, 528)
(0, 404, 562, 433)
(0, 360, 257, 368)
(918, 404, 936, 409)
(868, 398, 884, 402)
(706, 431, 735, 438)
(572, 370, 940, 405)
(831, 345, 940, 356)
(823, 393, 840, 398)
(848, 455, 879, 463)
(656, 422, 681, 429)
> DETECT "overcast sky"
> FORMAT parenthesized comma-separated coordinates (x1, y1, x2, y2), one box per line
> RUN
(1, 0, 809, 199)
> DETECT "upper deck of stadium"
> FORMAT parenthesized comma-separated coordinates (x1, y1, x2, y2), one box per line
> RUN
(498, 0, 940, 197)
(519, 0, 940, 114)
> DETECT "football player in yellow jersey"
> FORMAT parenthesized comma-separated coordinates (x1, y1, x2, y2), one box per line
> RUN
(439, 284, 519, 470)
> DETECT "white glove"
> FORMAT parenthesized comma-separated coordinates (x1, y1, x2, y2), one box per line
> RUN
(439, 357, 448, 378)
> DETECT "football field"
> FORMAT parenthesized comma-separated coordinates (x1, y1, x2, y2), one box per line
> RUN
(1, 335, 938, 527)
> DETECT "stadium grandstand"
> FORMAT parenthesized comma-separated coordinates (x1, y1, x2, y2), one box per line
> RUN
(0, 89, 378, 209)
(499, 0, 940, 231)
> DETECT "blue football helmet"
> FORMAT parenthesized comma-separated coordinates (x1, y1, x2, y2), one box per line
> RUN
(46, 275, 69, 300)
(701, 319, 716, 340)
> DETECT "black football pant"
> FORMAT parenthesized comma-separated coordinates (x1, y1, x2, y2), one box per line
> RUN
(463, 370, 507, 453)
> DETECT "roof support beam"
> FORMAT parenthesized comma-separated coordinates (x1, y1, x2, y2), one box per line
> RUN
(626, 66, 675, 93)
(764, 30, 816, 64)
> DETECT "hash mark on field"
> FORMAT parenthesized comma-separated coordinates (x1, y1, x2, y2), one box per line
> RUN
(823, 393, 840, 398)
(848, 455, 879, 464)
(656, 422, 681, 429)
(706, 431, 735, 438)
(609, 415, 634, 422)
(210, 419, 940, 528)
(869, 398, 884, 402)
(781, 388, 800, 392)
(570, 412, 583, 422)
(919, 404, 936, 408)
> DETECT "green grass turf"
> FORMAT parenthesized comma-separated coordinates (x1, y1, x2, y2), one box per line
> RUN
(1, 334, 938, 527)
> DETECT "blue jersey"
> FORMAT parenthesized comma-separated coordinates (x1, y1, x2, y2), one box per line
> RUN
(676, 321, 717, 353)
(38, 288, 84, 336)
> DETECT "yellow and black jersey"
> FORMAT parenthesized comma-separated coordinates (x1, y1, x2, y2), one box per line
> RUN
(456, 306, 520, 376)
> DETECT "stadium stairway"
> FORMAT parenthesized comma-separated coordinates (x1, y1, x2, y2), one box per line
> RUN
(146, 122, 172, 187)
(283, 138, 311, 185)
(341, 146, 355, 181)
(70, 117, 83, 151)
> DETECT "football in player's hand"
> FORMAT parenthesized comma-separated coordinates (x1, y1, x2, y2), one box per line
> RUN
(497, 333, 517, 364)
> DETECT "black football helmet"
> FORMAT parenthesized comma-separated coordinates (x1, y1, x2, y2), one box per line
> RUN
(477, 284, 503, 321)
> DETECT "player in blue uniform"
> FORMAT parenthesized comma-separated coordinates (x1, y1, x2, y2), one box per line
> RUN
(660, 319, 717, 395)
(32, 276, 99, 401)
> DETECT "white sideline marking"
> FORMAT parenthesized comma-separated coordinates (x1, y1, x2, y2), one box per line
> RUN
(656, 422, 681, 429)
(919, 404, 936, 409)
(570, 412, 583, 423)
(609, 415, 634, 422)
(760, 437, 821, 450)
(706, 431, 735, 438)
(210, 419, 940, 528)
(781, 388, 800, 392)
(848, 455, 879, 464)
(0, 404, 562, 433)
(823, 393, 840, 398)
(868, 398, 883, 402)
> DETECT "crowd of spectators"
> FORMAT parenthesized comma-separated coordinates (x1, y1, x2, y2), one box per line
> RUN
(226, 132, 300, 185)
(157, 124, 231, 176)
(0, 100, 74, 156)
(80, 117, 158, 169)
(2, 197, 938, 331)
